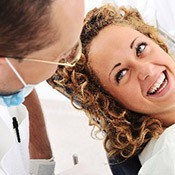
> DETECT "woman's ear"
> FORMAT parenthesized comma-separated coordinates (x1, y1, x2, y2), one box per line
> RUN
(0, 57, 6, 65)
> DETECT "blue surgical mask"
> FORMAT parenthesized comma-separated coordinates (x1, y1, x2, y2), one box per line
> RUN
(0, 58, 35, 107)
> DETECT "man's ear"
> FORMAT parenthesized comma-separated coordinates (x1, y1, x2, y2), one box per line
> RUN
(0, 57, 6, 65)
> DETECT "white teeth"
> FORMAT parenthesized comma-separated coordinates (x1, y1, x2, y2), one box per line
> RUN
(149, 73, 166, 94)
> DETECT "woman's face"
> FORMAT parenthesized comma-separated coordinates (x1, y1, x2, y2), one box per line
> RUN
(88, 25, 175, 123)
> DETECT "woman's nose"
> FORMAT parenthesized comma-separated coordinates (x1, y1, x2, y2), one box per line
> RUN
(137, 62, 155, 81)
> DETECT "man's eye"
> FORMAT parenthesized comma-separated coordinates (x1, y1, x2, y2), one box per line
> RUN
(136, 42, 147, 56)
(115, 69, 128, 83)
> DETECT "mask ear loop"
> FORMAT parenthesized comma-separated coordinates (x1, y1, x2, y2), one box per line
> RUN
(5, 58, 27, 87)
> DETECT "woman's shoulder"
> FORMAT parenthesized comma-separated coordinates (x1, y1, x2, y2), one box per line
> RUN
(138, 124, 175, 175)
(139, 124, 175, 164)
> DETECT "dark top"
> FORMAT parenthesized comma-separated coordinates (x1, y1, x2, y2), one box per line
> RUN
(108, 155, 141, 175)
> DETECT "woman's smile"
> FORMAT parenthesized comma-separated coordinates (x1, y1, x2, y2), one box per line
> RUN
(146, 70, 168, 97)
(146, 69, 174, 99)
(147, 71, 167, 95)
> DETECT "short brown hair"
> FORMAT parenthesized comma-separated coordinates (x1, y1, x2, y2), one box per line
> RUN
(0, 0, 57, 57)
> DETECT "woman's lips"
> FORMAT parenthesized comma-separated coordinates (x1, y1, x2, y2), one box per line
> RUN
(147, 70, 168, 96)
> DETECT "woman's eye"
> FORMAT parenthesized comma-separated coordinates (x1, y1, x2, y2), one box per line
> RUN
(136, 42, 147, 56)
(115, 69, 128, 83)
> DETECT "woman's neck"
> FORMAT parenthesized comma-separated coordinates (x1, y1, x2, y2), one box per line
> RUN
(152, 107, 175, 128)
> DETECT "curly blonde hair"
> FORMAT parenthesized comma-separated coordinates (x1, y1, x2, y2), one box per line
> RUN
(48, 5, 168, 160)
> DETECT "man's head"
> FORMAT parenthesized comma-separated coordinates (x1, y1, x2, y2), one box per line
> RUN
(0, 0, 84, 94)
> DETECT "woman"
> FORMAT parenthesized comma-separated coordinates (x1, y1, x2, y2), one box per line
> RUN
(48, 4, 175, 175)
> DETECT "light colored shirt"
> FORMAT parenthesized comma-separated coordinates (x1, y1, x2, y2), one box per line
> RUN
(139, 124, 175, 175)
(0, 100, 55, 175)
(0, 104, 30, 175)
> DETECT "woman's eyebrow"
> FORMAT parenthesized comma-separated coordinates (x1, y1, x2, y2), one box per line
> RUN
(108, 37, 139, 79)
(130, 37, 139, 49)
(109, 62, 121, 77)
